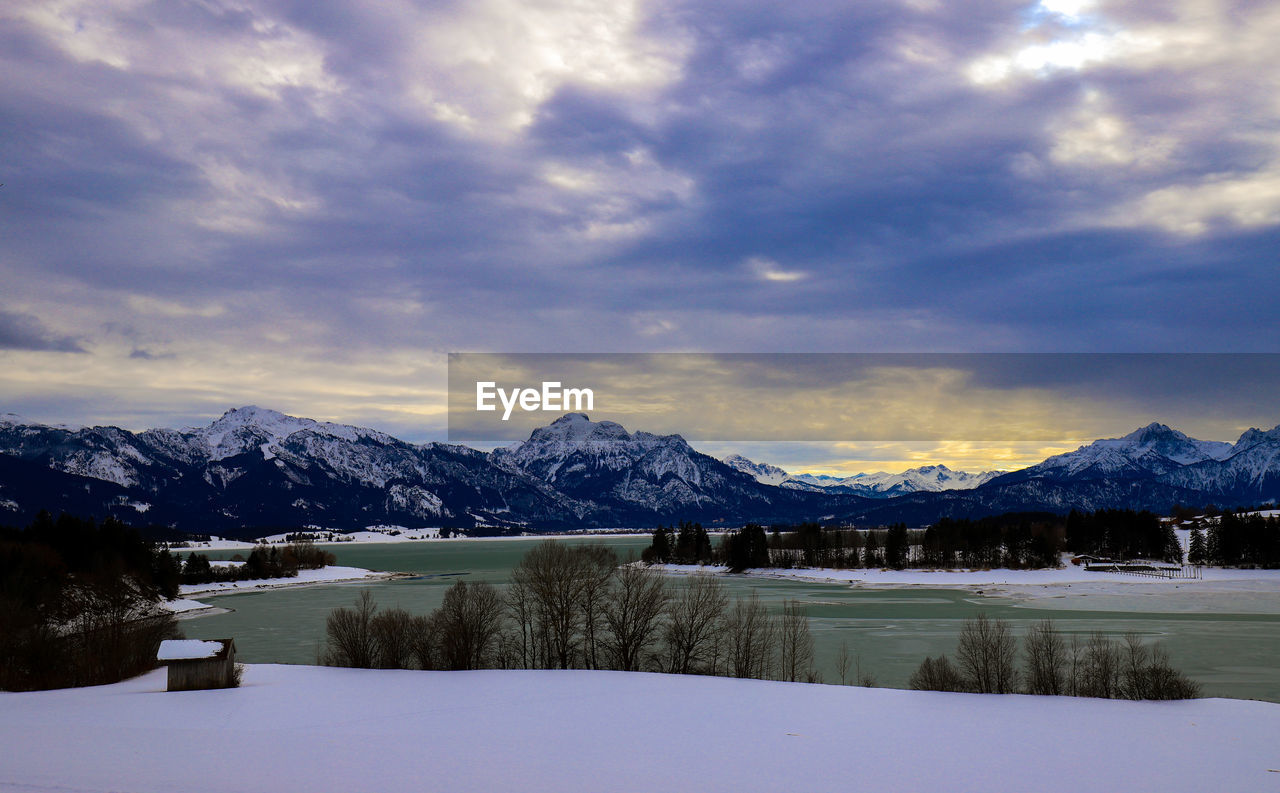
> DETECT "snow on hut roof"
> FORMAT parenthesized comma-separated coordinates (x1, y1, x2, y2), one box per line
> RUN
(157, 639, 225, 661)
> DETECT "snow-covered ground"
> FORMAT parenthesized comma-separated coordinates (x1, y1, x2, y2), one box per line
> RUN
(161, 597, 220, 615)
(159, 565, 391, 615)
(164, 527, 649, 552)
(2, 664, 1277, 793)
(257, 525, 444, 544)
(177, 565, 389, 597)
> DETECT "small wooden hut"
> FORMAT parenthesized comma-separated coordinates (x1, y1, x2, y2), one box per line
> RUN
(158, 639, 237, 691)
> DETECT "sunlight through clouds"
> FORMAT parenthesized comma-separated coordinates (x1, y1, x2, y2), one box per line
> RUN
(1112, 166, 1280, 235)
(747, 257, 808, 283)
(1048, 91, 1173, 168)
(408, 0, 689, 133)
(966, 30, 1161, 85)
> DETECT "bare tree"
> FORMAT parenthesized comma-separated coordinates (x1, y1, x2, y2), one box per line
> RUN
(722, 591, 776, 680)
(955, 613, 1018, 693)
(1141, 645, 1200, 700)
(1117, 635, 1199, 700)
(577, 545, 619, 669)
(1065, 633, 1083, 697)
(1077, 632, 1120, 698)
(410, 613, 441, 670)
(322, 590, 378, 668)
(503, 573, 537, 669)
(778, 599, 814, 683)
(663, 574, 728, 675)
(909, 655, 964, 692)
(835, 639, 852, 685)
(436, 580, 505, 670)
(1120, 632, 1150, 700)
(1023, 619, 1066, 695)
(371, 607, 415, 669)
(510, 542, 591, 668)
(601, 564, 669, 671)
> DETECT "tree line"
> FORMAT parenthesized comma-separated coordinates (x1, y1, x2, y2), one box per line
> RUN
(0, 512, 180, 690)
(1064, 509, 1182, 563)
(1188, 511, 1280, 568)
(648, 508, 1202, 573)
(322, 541, 823, 683)
(177, 541, 335, 585)
(909, 614, 1199, 700)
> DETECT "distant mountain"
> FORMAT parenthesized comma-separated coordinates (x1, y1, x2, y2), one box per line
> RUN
(0, 407, 593, 532)
(722, 454, 789, 486)
(722, 452, 999, 498)
(835, 423, 1280, 524)
(999, 423, 1233, 482)
(491, 414, 841, 523)
(1149, 424, 1280, 504)
(785, 465, 1000, 497)
(1, 409, 1277, 533)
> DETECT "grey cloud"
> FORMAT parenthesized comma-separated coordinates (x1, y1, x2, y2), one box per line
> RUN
(0, 310, 85, 352)
(0, 0, 1278, 434)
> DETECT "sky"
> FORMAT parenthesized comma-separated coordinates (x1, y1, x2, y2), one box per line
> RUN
(2, 0, 1279, 474)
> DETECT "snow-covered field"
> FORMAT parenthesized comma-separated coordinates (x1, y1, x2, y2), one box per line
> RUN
(2, 664, 1277, 793)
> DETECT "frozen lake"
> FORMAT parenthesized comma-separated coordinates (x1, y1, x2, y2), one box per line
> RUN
(180, 537, 1280, 701)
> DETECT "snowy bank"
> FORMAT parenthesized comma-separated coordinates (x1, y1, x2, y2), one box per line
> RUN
(659, 562, 1280, 610)
(176, 565, 391, 598)
(2, 664, 1278, 793)
(165, 528, 649, 552)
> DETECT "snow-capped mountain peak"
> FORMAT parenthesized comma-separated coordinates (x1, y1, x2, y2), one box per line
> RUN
(782, 464, 999, 497)
(198, 406, 317, 456)
(1026, 422, 1236, 478)
(1233, 424, 1280, 451)
(722, 454, 790, 486)
(488, 414, 773, 516)
(187, 406, 394, 461)
(491, 413, 683, 480)
(0, 413, 82, 430)
(2, 409, 1277, 531)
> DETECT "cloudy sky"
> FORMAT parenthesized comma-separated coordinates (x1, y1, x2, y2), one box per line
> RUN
(2, 0, 1278, 472)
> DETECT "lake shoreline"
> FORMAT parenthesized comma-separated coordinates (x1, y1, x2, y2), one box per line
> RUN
(164, 565, 397, 615)
(654, 562, 1280, 612)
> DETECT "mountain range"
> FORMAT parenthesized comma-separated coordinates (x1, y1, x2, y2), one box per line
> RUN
(723, 457, 1001, 497)
(1, 408, 1277, 535)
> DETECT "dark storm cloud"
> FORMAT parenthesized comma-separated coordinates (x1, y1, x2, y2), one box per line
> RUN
(0, 311, 85, 353)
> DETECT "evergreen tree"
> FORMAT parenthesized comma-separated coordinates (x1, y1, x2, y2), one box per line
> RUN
(863, 531, 881, 568)
(1206, 520, 1223, 565)
(673, 521, 697, 563)
(643, 525, 672, 564)
(883, 523, 908, 569)
(693, 523, 712, 564)
(1187, 526, 1207, 565)
(151, 549, 182, 599)
(183, 552, 212, 582)
(1163, 523, 1184, 564)
(743, 523, 770, 568)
